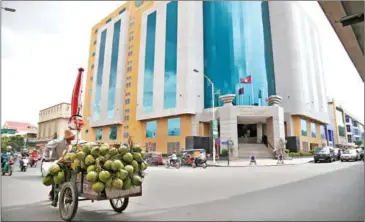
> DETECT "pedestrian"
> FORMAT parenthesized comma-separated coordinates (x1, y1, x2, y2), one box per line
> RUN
(42, 129, 75, 207)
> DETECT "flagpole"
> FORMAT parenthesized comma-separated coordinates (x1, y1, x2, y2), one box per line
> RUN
(251, 82, 254, 105)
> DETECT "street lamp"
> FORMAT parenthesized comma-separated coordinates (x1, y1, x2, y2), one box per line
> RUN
(1, 7, 16, 12)
(193, 69, 217, 164)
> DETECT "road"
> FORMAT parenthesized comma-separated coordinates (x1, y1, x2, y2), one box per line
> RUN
(1, 161, 364, 221)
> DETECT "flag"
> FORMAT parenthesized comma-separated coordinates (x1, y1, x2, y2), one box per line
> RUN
(238, 87, 244, 95)
(240, 75, 252, 84)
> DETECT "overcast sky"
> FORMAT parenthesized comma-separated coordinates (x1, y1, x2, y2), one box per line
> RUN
(1, 1, 364, 126)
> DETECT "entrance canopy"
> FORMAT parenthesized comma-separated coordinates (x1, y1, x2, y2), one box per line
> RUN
(319, 1, 364, 82)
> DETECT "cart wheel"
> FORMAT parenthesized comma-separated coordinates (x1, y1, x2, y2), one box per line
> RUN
(202, 163, 207, 169)
(59, 182, 78, 221)
(110, 197, 129, 213)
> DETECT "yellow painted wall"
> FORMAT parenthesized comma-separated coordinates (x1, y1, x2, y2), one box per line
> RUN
(139, 115, 192, 153)
(291, 115, 327, 151)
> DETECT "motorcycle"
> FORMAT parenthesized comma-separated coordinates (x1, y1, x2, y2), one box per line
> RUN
(29, 156, 38, 168)
(165, 156, 181, 169)
(192, 157, 208, 169)
(2, 158, 15, 176)
(20, 157, 29, 172)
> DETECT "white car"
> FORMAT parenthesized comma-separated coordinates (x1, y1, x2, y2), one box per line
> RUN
(340, 149, 359, 162)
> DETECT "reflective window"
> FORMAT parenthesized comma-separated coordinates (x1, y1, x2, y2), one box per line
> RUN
(168, 118, 180, 136)
(346, 125, 351, 132)
(320, 125, 326, 139)
(96, 128, 103, 141)
(202, 1, 275, 108)
(347, 135, 352, 143)
(146, 121, 157, 138)
(311, 123, 316, 138)
(93, 29, 107, 121)
(107, 20, 122, 119)
(301, 119, 307, 136)
(354, 128, 359, 135)
(142, 12, 157, 113)
(164, 1, 178, 109)
(109, 126, 117, 140)
(336, 109, 345, 137)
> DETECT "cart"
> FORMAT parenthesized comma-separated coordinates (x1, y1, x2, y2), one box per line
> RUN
(53, 163, 142, 221)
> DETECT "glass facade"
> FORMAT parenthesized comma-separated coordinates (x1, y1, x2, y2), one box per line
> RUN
(301, 119, 307, 136)
(354, 128, 359, 135)
(320, 125, 326, 139)
(202, 1, 276, 108)
(107, 20, 121, 119)
(311, 123, 316, 138)
(109, 126, 117, 140)
(168, 118, 181, 136)
(336, 109, 345, 137)
(163, 1, 178, 109)
(93, 30, 107, 121)
(143, 12, 157, 113)
(146, 121, 157, 138)
(96, 128, 103, 141)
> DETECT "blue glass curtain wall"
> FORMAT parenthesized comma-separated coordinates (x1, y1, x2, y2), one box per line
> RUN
(143, 12, 157, 113)
(163, 1, 178, 109)
(107, 20, 121, 119)
(93, 30, 107, 121)
(202, 1, 276, 108)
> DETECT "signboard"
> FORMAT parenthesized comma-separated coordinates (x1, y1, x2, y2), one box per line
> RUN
(211, 120, 218, 139)
(221, 140, 234, 146)
(1, 129, 17, 134)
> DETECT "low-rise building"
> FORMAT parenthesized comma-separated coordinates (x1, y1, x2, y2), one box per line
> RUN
(36, 103, 71, 151)
(1, 121, 38, 149)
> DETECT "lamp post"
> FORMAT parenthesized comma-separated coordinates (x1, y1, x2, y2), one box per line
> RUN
(193, 69, 216, 164)
(1, 7, 16, 12)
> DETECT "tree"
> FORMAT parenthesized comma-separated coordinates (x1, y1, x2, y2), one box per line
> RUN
(1, 135, 25, 152)
(354, 140, 363, 147)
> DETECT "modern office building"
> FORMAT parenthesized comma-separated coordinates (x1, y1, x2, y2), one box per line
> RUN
(82, 1, 330, 157)
(327, 99, 364, 147)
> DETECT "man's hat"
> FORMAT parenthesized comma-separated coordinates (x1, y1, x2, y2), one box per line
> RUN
(64, 130, 75, 139)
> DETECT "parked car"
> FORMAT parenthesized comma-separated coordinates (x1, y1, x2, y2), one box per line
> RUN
(333, 148, 343, 161)
(340, 149, 359, 162)
(314, 146, 336, 163)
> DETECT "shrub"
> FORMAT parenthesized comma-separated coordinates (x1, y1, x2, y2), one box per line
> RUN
(299, 152, 313, 156)
(221, 148, 228, 157)
(308, 150, 314, 155)
(289, 152, 300, 157)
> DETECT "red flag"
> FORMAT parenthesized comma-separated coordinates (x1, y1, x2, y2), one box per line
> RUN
(240, 75, 252, 84)
(238, 87, 244, 95)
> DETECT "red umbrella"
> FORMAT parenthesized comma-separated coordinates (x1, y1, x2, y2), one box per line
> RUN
(69, 68, 85, 131)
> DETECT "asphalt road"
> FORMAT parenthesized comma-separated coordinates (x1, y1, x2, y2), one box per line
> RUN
(1, 161, 364, 221)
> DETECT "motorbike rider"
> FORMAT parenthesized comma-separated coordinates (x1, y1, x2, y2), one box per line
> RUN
(31, 149, 38, 165)
(1, 146, 14, 169)
(195, 151, 206, 166)
(170, 152, 178, 165)
(43, 129, 75, 206)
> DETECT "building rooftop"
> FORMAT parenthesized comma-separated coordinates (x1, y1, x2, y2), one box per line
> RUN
(2, 121, 38, 134)
(39, 102, 71, 112)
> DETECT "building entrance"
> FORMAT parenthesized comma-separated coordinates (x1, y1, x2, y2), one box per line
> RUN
(237, 124, 257, 138)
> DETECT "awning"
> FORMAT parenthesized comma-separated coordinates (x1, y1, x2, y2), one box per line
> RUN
(319, 1, 364, 82)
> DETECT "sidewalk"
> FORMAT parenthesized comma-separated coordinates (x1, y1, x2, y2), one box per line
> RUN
(207, 157, 313, 167)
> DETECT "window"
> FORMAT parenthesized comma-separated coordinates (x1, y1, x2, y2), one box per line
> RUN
(125, 92, 131, 96)
(311, 123, 316, 138)
(128, 51, 133, 56)
(126, 82, 131, 88)
(93, 40, 97, 45)
(106, 18, 112, 24)
(90, 76, 93, 81)
(146, 142, 156, 152)
(119, 8, 126, 15)
(123, 132, 129, 138)
(168, 117, 180, 136)
(125, 109, 130, 113)
(125, 98, 130, 104)
(353, 121, 358, 127)
(85, 129, 89, 134)
(127, 67, 132, 72)
(347, 135, 352, 143)
(66, 105, 69, 111)
(167, 142, 180, 154)
(146, 121, 157, 138)
(127, 60, 132, 65)
(300, 119, 307, 136)
(346, 125, 351, 132)
(96, 128, 103, 141)
(92, 52, 95, 57)
(124, 125, 129, 129)
(91, 64, 94, 69)
(355, 137, 360, 141)
(127, 76, 132, 80)
(124, 115, 129, 121)
(95, 29, 98, 34)
(320, 125, 326, 139)
(109, 126, 117, 140)
(345, 116, 350, 123)
(354, 128, 359, 135)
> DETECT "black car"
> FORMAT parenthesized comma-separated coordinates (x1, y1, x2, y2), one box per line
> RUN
(314, 147, 336, 163)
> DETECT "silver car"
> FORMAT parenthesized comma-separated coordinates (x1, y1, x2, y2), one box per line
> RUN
(340, 149, 359, 162)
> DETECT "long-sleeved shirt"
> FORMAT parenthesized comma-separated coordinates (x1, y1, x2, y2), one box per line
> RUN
(42, 139, 70, 161)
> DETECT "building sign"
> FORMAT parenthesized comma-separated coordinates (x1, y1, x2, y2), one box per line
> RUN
(238, 107, 271, 117)
(1, 129, 17, 134)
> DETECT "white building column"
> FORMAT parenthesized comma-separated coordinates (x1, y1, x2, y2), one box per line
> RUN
(257, 123, 263, 143)
(218, 94, 239, 158)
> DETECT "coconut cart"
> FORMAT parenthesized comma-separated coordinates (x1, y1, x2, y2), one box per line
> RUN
(53, 163, 142, 221)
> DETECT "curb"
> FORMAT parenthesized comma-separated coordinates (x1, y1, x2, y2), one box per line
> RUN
(207, 160, 313, 168)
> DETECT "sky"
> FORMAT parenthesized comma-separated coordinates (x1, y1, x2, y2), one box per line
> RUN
(1, 1, 364, 126)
